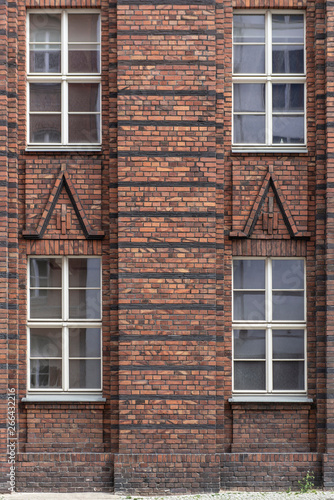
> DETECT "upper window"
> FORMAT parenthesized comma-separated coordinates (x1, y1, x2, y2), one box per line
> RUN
(27, 11, 101, 149)
(232, 12, 306, 149)
(232, 258, 306, 394)
(27, 257, 102, 392)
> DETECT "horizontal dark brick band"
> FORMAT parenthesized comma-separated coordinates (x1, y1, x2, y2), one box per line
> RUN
(117, 0, 215, 4)
(117, 29, 216, 36)
(117, 89, 216, 96)
(117, 211, 216, 217)
(115, 365, 222, 371)
(113, 181, 217, 188)
(118, 59, 216, 67)
(118, 151, 216, 157)
(119, 334, 217, 341)
(119, 272, 219, 279)
(116, 394, 217, 400)
(116, 424, 217, 429)
(118, 303, 216, 310)
(117, 241, 221, 248)
(118, 120, 215, 127)
(0, 272, 18, 279)
(0, 303, 18, 310)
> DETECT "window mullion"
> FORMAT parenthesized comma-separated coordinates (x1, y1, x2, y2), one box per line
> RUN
(62, 12, 68, 145)
(63, 326, 69, 391)
(266, 12, 272, 146)
(267, 327, 272, 393)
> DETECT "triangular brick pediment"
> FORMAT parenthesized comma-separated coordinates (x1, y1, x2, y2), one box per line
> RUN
(230, 169, 310, 239)
(23, 169, 104, 240)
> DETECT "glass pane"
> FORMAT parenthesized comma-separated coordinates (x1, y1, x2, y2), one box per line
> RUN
(30, 359, 62, 388)
(233, 260, 265, 289)
(69, 258, 101, 287)
(273, 330, 304, 360)
(234, 329, 266, 359)
(68, 14, 100, 42)
(30, 289, 62, 319)
(272, 259, 304, 290)
(272, 291, 304, 321)
(272, 45, 304, 74)
(30, 114, 61, 143)
(30, 46, 61, 73)
(30, 258, 62, 288)
(68, 46, 100, 73)
(273, 361, 305, 390)
(30, 83, 61, 112)
(69, 328, 101, 358)
(233, 45, 265, 73)
(272, 115, 304, 144)
(272, 15, 304, 44)
(234, 84, 265, 112)
(68, 114, 100, 143)
(30, 328, 62, 358)
(30, 14, 61, 43)
(233, 291, 265, 321)
(234, 361, 265, 391)
(272, 84, 304, 112)
(233, 15, 265, 43)
(68, 84, 100, 113)
(69, 289, 101, 319)
(69, 359, 101, 389)
(234, 115, 265, 144)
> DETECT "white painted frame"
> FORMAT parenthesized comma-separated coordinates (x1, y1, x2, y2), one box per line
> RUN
(232, 257, 307, 394)
(26, 10, 101, 151)
(27, 256, 102, 393)
(232, 10, 306, 152)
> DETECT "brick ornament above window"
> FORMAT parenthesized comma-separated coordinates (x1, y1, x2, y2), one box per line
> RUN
(232, 11, 306, 151)
(27, 10, 101, 151)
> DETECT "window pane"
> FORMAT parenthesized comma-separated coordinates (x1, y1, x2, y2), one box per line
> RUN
(234, 115, 265, 144)
(68, 45, 100, 73)
(68, 84, 100, 113)
(69, 328, 101, 358)
(272, 45, 304, 74)
(30, 359, 62, 388)
(30, 289, 62, 319)
(30, 114, 61, 143)
(69, 289, 101, 319)
(30, 14, 61, 43)
(30, 328, 62, 358)
(273, 361, 305, 390)
(272, 84, 304, 112)
(234, 361, 265, 391)
(272, 259, 304, 290)
(233, 15, 265, 43)
(272, 115, 304, 144)
(30, 45, 61, 73)
(233, 259, 265, 289)
(233, 45, 265, 73)
(68, 14, 100, 42)
(273, 330, 304, 360)
(69, 258, 101, 287)
(30, 258, 62, 288)
(68, 114, 100, 143)
(272, 15, 304, 44)
(30, 83, 61, 112)
(234, 329, 266, 359)
(69, 359, 101, 389)
(233, 291, 265, 321)
(234, 84, 265, 112)
(272, 291, 304, 321)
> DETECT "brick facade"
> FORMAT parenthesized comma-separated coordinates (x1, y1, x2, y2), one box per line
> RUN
(0, 0, 331, 494)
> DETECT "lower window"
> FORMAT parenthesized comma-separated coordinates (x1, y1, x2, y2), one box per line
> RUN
(28, 256, 102, 392)
(232, 258, 306, 393)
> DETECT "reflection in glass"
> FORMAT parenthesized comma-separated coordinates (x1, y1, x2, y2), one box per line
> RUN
(234, 361, 265, 390)
(233, 15, 265, 43)
(272, 45, 304, 74)
(68, 46, 100, 73)
(272, 115, 304, 144)
(234, 115, 265, 144)
(233, 260, 265, 289)
(272, 84, 304, 112)
(68, 115, 100, 143)
(69, 359, 101, 389)
(272, 15, 304, 44)
(68, 84, 100, 113)
(30, 46, 61, 73)
(273, 361, 304, 390)
(68, 14, 100, 42)
(30, 359, 62, 388)
(30, 258, 62, 288)
(272, 291, 304, 321)
(272, 259, 304, 290)
(234, 329, 266, 359)
(69, 328, 101, 357)
(69, 258, 101, 287)
(233, 291, 265, 321)
(69, 289, 101, 319)
(30, 328, 62, 357)
(30, 14, 61, 43)
(273, 329, 304, 359)
(233, 45, 265, 74)
(30, 289, 62, 319)
(234, 84, 265, 112)
(30, 114, 61, 143)
(30, 83, 61, 112)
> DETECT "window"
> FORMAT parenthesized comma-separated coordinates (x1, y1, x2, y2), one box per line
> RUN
(28, 257, 102, 392)
(232, 11, 306, 148)
(232, 258, 306, 393)
(27, 10, 101, 149)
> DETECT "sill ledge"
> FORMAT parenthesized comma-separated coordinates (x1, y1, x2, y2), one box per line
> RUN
(22, 395, 106, 403)
(232, 148, 308, 154)
(229, 396, 313, 403)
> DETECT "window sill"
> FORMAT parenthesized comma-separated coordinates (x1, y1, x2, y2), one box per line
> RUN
(22, 394, 106, 403)
(231, 147, 308, 154)
(25, 146, 102, 153)
(229, 395, 313, 403)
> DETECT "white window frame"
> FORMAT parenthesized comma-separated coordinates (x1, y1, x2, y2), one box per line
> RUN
(26, 9, 101, 151)
(232, 10, 307, 153)
(27, 256, 102, 394)
(232, 257, 307, 394)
